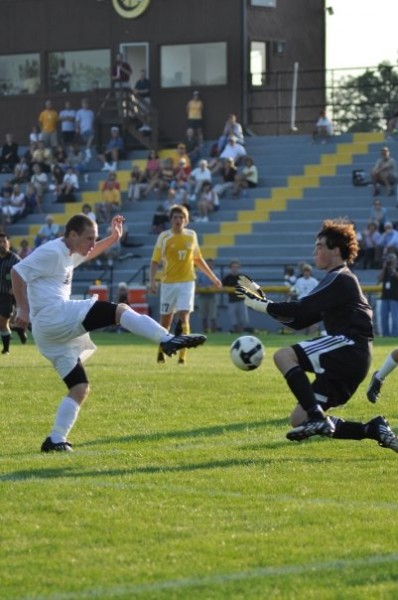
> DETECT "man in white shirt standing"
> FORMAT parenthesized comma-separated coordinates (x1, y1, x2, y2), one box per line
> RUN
(75, 98, 95, 162)
(59, 100, 76, 147)
(11, 213, 206, 452)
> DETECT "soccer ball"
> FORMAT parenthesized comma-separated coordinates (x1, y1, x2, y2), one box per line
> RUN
(230, 335, 265, 371)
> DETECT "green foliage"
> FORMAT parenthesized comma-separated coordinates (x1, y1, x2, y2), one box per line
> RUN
(2, 333, 398, 599)
(331, 62, 398, 133)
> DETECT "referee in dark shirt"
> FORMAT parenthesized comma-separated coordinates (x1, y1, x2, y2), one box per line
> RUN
(236, 219, 398, 453)
(0, 233, 21, 354)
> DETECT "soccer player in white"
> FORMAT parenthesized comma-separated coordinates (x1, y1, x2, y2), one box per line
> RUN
(11, 213, 206, 452)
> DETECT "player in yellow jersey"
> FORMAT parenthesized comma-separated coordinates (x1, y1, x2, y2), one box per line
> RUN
(150, 205, 222, 364)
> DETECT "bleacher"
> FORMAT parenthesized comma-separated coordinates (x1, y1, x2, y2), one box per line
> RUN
(4, 131, 395, 311)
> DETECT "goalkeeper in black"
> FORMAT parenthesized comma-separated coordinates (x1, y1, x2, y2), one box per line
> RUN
(236, 219, 398, 453)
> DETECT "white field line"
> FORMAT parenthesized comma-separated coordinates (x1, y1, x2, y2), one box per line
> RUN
(21, 553, 398, 600)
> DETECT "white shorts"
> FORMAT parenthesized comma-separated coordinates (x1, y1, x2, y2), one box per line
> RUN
(160, 281, 195, 315)
(31, 298, 97, 379)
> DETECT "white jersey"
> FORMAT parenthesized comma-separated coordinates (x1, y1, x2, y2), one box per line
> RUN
(13, 238, 96, 378)
(13, 238, 85, 319)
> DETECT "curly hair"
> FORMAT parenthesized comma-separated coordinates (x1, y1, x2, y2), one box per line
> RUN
(317, 218, 358, 264)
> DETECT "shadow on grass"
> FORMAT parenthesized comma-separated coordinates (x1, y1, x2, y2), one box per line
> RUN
(3, 448, 376, 483)
(1, 457, 278, 482)
(79, 418, 289, 447)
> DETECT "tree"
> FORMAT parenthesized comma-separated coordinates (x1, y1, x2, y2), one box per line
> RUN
(329, 62, 398, 133)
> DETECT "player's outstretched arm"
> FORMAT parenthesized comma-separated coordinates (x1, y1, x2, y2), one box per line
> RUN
(88, 215, 125, 260)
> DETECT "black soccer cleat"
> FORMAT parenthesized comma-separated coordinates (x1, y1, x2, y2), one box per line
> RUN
(160, 334, 206, 357)
(41, 437, 73, 453)
(286, 416, 336, 442)
(367, 415, 398, 453)
(367, 371, 383, 403)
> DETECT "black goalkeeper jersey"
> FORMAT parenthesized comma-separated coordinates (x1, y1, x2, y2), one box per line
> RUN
(267, 265, 373, 342)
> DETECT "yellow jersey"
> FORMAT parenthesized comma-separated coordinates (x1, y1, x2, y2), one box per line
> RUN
(38, 109, 59, 133)
(187, 99, 203, 120)
(151, 228, 202, 283)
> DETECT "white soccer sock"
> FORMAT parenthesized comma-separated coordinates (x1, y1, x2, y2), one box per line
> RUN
(120, 310, 171, 343)
(50, 397, 80, 443)
(377, 354, 398, 381)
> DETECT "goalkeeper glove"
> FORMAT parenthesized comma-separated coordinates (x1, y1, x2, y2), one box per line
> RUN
(236, 274, 266, 299)
(235, 275, 271, 314)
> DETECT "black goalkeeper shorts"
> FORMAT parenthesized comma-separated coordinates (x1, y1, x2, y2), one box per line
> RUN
(293, 334, 372, 409)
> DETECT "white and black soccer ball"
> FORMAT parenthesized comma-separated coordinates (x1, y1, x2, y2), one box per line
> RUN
(230, 335, 265, 371)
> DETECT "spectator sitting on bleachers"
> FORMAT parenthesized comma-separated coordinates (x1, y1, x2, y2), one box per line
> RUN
(371, 146, 397, 197)
(24, 182, 39, 214)
(96, 171, 122, 223)
(232, 155, 258, 197)
(216, 114, 245, 155)
(144, 157, 175, 198)
(210, 135, 246, 174)
(171, 143, 191, 169)
(197, 181, 219, 223)
(29, 124, 42, 145)
(0, 133, 19, 174)
(188, 159, 212, 201)
(312, 109, 333, 143)
(98, 126, 125, 172)
(143, 149, 161, 183)
(171, 157, 191, 189)
(30, 163, 48, 211)
(82, 203, 96, 222)
(56, 165, 79, 202)
(127, 165, 148, 202)
(66, 142, 86, 176)
(23, 141, 38, 176)
(31, 140, 53, 174)
(369, 198, 388, 233)
(17, 238, 33, 259)
(10, 156, 29, 184)
(1, 184, 26, 224)
(213, 157, 237, 198)
(50, 164, 65, 194)
(34, 214, 60, 248)
(53, 145, 68, 171)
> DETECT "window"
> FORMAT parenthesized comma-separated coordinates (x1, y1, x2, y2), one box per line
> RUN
(0, 54, 40, 95)
(161, 43, 227, 88)
(251, 0, 276, 6)
(250, 42, 267, 87)
(48, 50, 111, 93)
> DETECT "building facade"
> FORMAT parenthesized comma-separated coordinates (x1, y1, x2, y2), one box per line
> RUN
(0, 0, 326, 145)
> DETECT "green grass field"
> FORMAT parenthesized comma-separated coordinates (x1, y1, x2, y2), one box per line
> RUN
(2, 332, 398, 600)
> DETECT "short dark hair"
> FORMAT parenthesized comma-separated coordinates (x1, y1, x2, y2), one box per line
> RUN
(64, 214, 96, 237)
(317, 218, 358, 264)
